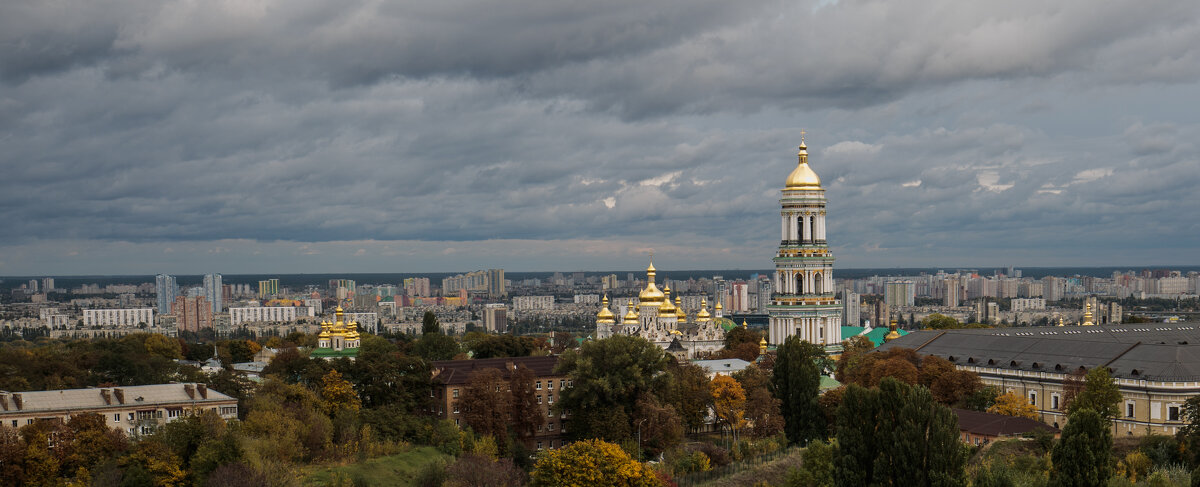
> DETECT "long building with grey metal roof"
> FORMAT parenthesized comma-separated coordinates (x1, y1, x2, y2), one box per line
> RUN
(878, 322, 1200, 437)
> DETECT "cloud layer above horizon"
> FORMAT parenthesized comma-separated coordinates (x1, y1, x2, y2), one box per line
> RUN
(2, 0, 1199, 274)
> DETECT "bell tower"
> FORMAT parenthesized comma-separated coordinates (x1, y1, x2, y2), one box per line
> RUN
(767, 136, 842, 348)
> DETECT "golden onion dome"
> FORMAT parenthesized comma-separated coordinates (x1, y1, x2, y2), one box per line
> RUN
(318, 321, 332, 338)
(785, 141, 822, 190)
(622, 299, 640, 325)
(660, 286, 677, 314)
(715, 301, 723, 310)
(759, 337, 768, 351)
(696, 300, 712, 321)
(596, 295, 616, 323)
(884, 319, 901, 342)
(638, 261, 666, 305)
(675, 297, 687, 319)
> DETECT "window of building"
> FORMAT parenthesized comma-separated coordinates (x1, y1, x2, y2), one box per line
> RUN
(453, 406, 460, 414)
(548, 395, 554, 404)
(1052, 395, 1060, 410)
(452, 389, 459, 398)
(113, 414, 120, 422)
(1170, 406, 1181, 421)
(10, 420, 16, 428)
(561, 380, 566, 389)
(548, 422, 555, 431)
(1127, 403, 1135, 418)
(127, 413, 134, 421)
(454, 419, 459, 426)
(1029, 392, 1036, 405)
(537, 395, 542, 404)
(547, 381, 554, 390)
(537, 442, 543, 450)
(536, 381, 542, 390)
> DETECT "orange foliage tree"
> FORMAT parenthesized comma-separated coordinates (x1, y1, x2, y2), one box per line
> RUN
(530, 439, 662, 487)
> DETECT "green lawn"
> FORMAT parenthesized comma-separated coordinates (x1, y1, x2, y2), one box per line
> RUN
(301, 446, 450, 487)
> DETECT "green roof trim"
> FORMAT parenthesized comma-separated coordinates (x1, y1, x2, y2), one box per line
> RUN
(310, 347, 359, 358)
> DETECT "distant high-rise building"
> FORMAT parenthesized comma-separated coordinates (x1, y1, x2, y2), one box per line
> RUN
(943, 278, 960, 307)
(27, 279, 38, 293)
(756, 278, 772, 312)
(403, 278, 431, 297)
(843, 291, 861, 326)
(172, 295, 213, 333)
(203, 274, 223, 313)
(258, 278, 279, 298)
(484, 304, 508, 333)
(884, 281, 915, 308)
(41, 278, 54, 293)
(155, 274, 178, 315)
(730, 282, 750, 312)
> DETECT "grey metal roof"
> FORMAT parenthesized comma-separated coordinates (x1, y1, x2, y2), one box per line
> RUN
(0, 384, 235, 415)
(877, 322, 1200, 381)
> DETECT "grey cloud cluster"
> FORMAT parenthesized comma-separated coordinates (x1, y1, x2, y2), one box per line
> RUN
(1, 0, 1199, 273)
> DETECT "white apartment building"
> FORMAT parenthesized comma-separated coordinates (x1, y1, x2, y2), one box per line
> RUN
(513, 295, 555, 310)
(229, 306, 314, 326)
(0, 384, 237, 437)
(83, 308, 155, 328)
(1011, 298, 1047, 311)
(573, 294, 600, 305)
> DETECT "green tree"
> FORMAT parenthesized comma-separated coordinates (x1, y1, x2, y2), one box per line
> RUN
(923, 313, 961, 330)
(660, 361, 712, 432)
(1069, 367, 1122, 421)
(1178, 395, 1200, 467)
(835, 384, 881, 486)
(422, 311, 440, 334)
(414, 330, 461, 361)
(555, 335, 670, 442)
(1050, 408, 1113, 487)
(834, 335, 873, 382)
(773, 335, 826, 445)
(788, 440, 834, 487)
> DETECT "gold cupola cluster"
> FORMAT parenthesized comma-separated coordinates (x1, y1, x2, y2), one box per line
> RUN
(317, 306, 361, 352)
(785, 139, 822, 190)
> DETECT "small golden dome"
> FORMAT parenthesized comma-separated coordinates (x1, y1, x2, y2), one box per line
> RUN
(675, 297, 686, 319)
(596, 295, 616, 323)
(884, 319, 901, 342)
(785, 142, 822, 190)
(759, 336, 767, 351)
(660, 286, 677, 315)
(622, 299, 640, 325)
(715, 301, 723, 310)
(696, 299, 712, 321)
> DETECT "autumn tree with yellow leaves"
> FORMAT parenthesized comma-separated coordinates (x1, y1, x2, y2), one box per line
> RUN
(710, 375, 747, 443)
(530, 439, 663, 487)
(988, 391, 1037, 419)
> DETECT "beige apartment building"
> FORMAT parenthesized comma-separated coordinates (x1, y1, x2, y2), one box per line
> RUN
(0, 383, 238, 436)
(880, 323, 1200, 436)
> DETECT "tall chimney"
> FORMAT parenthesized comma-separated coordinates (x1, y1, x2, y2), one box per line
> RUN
(113, 388, 124, 404)
(100, 389, 112, 405)
(197, 384, 208, 399)
(0, 393, 8, 411)
(184, 384, 195, 400)
(12, 393, 22, 410)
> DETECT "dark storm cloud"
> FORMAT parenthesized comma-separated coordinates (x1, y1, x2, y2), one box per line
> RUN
(1, 0, 1199, 273)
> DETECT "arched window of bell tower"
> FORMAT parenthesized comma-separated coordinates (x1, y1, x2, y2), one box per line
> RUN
(794, 272, 803, 295)
(814, 272, 823, 295)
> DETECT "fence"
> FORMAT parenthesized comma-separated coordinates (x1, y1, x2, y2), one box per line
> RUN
(673, 446, 800, 487)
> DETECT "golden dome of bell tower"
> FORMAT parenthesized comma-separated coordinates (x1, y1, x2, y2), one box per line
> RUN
(784, 136, 822, 190)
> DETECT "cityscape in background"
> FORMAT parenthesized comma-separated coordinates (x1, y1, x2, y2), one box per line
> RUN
(4, 265, 1198, 341)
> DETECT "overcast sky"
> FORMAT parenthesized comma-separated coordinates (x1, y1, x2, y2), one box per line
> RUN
(2, 0, 1199, 275)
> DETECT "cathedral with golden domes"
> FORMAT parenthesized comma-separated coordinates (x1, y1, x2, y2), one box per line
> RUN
(595, 261, 727, 359)
(312, 306, 361, 359)
(767, 138, 842, 349)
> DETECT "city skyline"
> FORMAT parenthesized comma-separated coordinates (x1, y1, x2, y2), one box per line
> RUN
(3, 1, 1200, 275)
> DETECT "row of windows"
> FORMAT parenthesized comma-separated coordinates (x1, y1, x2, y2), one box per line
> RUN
(1025, 390, 1181, 421)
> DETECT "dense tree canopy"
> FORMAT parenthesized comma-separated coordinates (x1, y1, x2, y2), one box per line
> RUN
(554, 335, 670, 442)
(773, 336, 826, 445)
